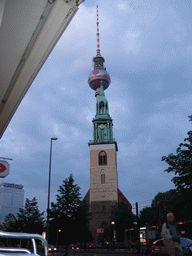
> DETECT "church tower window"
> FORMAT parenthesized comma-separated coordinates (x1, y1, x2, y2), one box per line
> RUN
(99, 151, 107, 165)
(101, 173, 105, 184)
(99, 101, 105, 113)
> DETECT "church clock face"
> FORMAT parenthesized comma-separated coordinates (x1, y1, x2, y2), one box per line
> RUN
(100, 124, 105, 129)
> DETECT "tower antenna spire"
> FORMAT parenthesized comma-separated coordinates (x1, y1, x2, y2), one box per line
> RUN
(96, 5, 100, 56)
(88, 5, 111, 93)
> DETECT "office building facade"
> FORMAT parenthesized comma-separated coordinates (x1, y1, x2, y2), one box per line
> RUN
(0, 182, 24, 222)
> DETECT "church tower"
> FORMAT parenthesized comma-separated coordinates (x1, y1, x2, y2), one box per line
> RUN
(84, 6, 131, 243)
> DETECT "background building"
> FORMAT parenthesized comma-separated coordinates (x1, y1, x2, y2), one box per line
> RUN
(0, 182, 24, 222)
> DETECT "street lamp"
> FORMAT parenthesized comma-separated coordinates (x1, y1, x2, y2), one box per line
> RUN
(111, 221, 116, 247)
(57, 229, 61, 247)
(125, 229, 128, 250)
(46, 137, 58, 243)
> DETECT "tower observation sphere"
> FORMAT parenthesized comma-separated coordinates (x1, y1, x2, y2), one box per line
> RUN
(88, 62, 111, 91)
(88, 5, 111, 91)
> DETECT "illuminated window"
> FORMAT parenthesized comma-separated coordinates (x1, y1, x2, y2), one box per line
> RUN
(101, 174, 105, 184)
(99, 151, 107, 165)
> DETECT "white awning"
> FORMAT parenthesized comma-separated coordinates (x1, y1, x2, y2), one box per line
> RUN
(0, 0, 84, 138)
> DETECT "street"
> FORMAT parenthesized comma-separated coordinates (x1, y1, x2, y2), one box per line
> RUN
(49, 249, 140, 256)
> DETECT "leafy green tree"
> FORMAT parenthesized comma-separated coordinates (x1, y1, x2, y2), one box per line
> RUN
(49, 174, 83, 254)
(1, 213, 18, 232)
(139, 207, 158, 227)
(110, 202, 135, 243)
(2, 198, 44, 234)
(161, 116, 192, 221)
(51, 174, 81, 219)
(139, 189, 191, 227)
(74, 201, 92, 249)
(162, 117, 192, 192)
(151, 189, 182, 219)
(16, 197, 44, 233)
(140, 190, 184, 225)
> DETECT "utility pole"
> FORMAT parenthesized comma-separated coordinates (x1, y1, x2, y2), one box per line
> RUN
(136, 202, 140, 256)
(157, 201, 162, 238)
(47, 137, 58, 243)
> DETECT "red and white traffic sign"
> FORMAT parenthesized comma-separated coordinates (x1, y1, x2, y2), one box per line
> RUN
(0, 161, 10, 178)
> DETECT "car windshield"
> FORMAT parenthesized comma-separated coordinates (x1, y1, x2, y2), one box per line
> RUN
(181, 238, 192, 247)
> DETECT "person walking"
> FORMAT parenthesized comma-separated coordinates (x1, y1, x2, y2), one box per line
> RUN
(161, 213, 183, 256)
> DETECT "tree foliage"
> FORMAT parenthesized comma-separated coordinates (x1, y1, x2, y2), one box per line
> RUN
(74, 201, 92, 245)
(151, 189, 181, 218)
(2, 197, 44, 234)
(140, 189, 183, 225)
(140, 116, 192, 226)
(1, 213, 18, 232)
(139, 188, 192, 227)
(160, 116, 192, 221)
(49, 174, 92, 247)
(110, 202, 135, 243)
(139, 206, 158, 227)
(16, 197, 44, 233)
(51, 174, 81, 219)
(162, 117, 192, 192)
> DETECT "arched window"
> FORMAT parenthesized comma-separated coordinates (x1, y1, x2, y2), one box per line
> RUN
(99, 101, 105, 113)
(99, 151, 107, 165)
(101, 174, 105, 184)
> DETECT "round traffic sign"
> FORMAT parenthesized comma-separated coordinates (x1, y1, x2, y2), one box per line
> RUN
(0, 163, 7, 173)
(0, 161, 10, 178)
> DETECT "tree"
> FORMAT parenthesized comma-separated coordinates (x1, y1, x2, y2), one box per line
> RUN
(51, 174, 81, 219)
(2, 198, 44, 234)
(139, 189, 191, 227)
(49, 174, 83, 253)
(110, 202, 135, 243)
(140, 190, 184, 225)
(161, 116, 192, 221)
(151, 189, 182, 220)
(16, 197, 44, 233)
(162, 116, 192, 193)
(74, 201, 92, 248)
(139, 207, 158, 227)
(1, 213, 18, 232)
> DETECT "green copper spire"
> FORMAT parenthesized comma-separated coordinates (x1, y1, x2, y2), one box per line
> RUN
(88, 6, 117, 151)
(96, 83, 109, 116)
(89, 82, 117, 150)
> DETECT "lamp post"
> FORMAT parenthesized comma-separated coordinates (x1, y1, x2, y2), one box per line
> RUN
(125, 229, 128, 250)
(57, 229, 61, 247)
(111, 221, 115, 247)
(46, 137, 58, 243)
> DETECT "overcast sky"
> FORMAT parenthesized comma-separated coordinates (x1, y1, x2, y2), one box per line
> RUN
(1, 0, 192, 215)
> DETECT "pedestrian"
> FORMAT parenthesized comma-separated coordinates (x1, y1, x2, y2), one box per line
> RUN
(161, 213, 183, 256)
